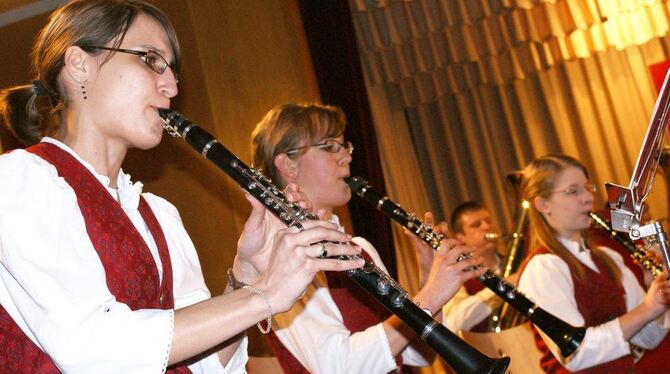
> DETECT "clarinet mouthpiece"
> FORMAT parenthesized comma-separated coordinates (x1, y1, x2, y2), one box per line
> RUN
(346, 176, 368, 193)
(157, 107, 172, 120)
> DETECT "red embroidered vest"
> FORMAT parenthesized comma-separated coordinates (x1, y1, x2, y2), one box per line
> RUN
(589, 225, 670, 374)
(265, 252, 405, 373)
(521, 247, 634, 374)
(0, 143, 190, 373)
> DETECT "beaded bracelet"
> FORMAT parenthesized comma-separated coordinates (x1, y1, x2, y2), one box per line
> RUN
(227, 268, 273, 334)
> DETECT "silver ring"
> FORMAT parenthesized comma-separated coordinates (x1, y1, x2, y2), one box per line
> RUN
(319, 243, 328, 258)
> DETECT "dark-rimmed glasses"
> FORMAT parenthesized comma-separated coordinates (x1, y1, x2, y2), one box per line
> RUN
(551, 183, 597, 197)
(91, 46, 178, 82)
(286, 140, 354, 156)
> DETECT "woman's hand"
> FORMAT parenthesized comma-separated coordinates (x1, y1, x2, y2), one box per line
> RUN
(620, 271, 670, 340)
(642, 271, 670, 318)
(404, 211, 448, 287)
(412, 239, 486, 315)
(255, 220, 365, 313)
(234, 183, 312, 283)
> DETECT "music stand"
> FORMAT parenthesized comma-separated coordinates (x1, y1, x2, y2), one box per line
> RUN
(605, 69, 670, 273)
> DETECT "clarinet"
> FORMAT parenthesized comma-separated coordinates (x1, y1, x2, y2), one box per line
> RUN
(347, 176, 585, 358)
(158, 109, 510, 374)
(589, 212, 663, 277)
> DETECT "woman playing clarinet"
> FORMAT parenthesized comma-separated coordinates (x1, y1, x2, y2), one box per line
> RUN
(250, 102, 485, 373)
(0, 1, 362, 372)
(518, 154, 670, 372)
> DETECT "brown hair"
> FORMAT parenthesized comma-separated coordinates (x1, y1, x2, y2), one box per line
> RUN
(0, 0, 180, 146)
(251, 103, 347, 188)
(521, 154, 621, 283)
(450, 200, 486, 233)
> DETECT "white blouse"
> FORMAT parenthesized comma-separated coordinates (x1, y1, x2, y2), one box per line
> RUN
(441, 256, 503, 332)
(272, 224, 430, 374)
(0, 138, 247, 373)
(518, 237, 669, 371)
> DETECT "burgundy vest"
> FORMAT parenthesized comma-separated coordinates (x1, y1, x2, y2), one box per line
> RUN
(0, 143, 190, 373)
(265, 252, 405, 373)
(521, 247, 634, 373)
(590, 226, 670, 374)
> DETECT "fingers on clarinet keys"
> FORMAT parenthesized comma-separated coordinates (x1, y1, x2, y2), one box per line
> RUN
(283, 182, 312, 211)
(457, 252, 484, 272)
(309, 241, 333, 258)
(310, 240, 362, 259)
(321, 243, 328, 258)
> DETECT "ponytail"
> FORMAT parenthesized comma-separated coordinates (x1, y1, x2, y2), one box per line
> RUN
(0, 84, 42, 146)
(0, 81, 62, 146)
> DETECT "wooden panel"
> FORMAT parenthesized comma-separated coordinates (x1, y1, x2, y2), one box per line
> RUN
(0, 0, 322, 357)
(0, 0, 40, 13)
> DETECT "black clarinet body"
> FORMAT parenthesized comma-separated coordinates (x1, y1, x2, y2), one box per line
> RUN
(159, 109, 510, 374)
(347, 176, 585, 358)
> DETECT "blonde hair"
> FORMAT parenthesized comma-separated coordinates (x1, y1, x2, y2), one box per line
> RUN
(251, 103, 346, 188)
(521, 155, 621, 283)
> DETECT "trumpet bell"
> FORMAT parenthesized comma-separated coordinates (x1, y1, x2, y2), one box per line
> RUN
(485, 232, 524, 242)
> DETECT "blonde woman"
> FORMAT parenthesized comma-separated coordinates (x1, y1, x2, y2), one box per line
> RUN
(518, 155, 670, 372)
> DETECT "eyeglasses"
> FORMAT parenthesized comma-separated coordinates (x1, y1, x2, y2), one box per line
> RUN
(286, 139, 354, 156)
(91, 46, 178, 82)
(551, 183, 597, 197)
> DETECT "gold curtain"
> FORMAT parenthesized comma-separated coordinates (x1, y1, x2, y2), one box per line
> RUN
(351, 1, 670, 372)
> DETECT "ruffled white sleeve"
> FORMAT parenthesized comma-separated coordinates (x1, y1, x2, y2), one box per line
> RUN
(442, 284, 501, 332)
(144, 193, 248, 373)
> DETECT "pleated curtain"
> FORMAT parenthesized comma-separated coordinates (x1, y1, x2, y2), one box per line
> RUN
(349, 2, 670, 372)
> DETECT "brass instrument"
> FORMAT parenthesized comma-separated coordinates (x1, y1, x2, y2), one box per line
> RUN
(484, 232, 523, 242)
(502, 201, 530, 279)
(589, 212, 663, 277)
(489, 200, 530, 332)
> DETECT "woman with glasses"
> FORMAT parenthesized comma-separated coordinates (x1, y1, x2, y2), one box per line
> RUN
(517, 154, 670, 372)
(0, 1, 363, 372)
(250, 103, 486, 373)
